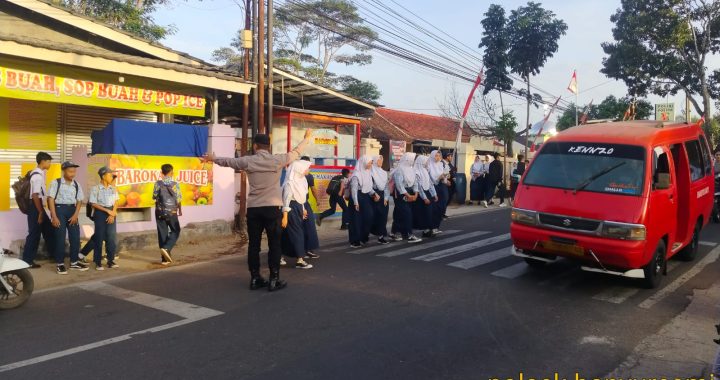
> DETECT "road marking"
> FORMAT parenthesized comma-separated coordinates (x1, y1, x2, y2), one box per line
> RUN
(412, 233, 511, 262)
(447, 247, 512, 269)
(699, 241, 717, 247)
(377, 231, 490, 258)
(491, 262, 531, 279)
(351, 230, 462, 255)
(638, 244, 720, 309)
(0, 283, 223, 373)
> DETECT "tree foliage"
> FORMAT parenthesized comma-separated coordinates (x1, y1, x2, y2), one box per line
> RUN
(60, 0, 176, 41)
(479, 5, 513, 101)
(489, 112, 519, 157)
(556, 96, 653, 131)
(601, 0, 720, 132)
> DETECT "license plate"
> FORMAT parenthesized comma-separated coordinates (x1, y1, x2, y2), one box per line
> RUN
(542, 241, 584, 256)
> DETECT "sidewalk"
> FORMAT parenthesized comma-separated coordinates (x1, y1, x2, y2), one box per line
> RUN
(30, 204, 504, 291)
(606, 281, 720, 377)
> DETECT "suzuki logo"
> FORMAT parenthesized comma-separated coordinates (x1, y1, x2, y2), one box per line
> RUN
(562, 219, 572, 227)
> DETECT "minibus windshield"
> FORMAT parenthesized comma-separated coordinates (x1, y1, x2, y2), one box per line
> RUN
(523, 142, 646, 196)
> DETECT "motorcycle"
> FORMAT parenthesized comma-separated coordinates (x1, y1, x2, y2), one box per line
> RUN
(713, 173, 720, 223)
(0, 247, 34, 310)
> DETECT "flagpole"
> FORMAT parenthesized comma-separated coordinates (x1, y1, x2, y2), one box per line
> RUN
(452, 69, 484, 167)
(574, 69, 579, 126)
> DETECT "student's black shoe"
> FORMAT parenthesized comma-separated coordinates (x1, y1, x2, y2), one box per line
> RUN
(70, 262, 89, 271)
(304, 252, 320, 259)
(316, 216, 322, 227)
(442, 215, 449, 220)
(250, 275, 269, 290)
(714, 338, 720, 345)
(56, 264, 68, 275)
(28, 262, 41, 269)
(350, 243, 362, 249)
(340, 224, 349, 230)
(268, 272, 287, 292)
(422, 230, 434, 238)
(108, 261, 119, 269)
(378, 237, 390, 245)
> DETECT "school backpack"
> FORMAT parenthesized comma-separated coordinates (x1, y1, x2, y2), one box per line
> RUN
(155, 180, 179, 220)
(325, 175, 344, 195)
(12, 171, 40, 214)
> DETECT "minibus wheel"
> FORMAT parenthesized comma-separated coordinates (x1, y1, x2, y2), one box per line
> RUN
(678, 223, 700, 262)
(642, 241, 666, 289)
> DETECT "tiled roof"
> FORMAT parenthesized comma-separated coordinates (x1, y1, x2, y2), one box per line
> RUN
(361, 108, 473, 143)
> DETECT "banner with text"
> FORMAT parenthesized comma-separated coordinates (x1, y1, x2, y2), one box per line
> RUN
(306, 165, 352, 214)
(0, 66, 206, 117)
(88, 154, 213, 208)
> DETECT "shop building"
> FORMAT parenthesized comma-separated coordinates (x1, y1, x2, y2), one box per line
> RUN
(0, 0, 253, 250)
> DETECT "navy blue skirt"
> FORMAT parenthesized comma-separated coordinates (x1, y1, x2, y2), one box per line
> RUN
(412, 189, 434, 230)
(303, 202, 320, 251)
(370, 190, 389, 237)
(282, 201, 305, 258)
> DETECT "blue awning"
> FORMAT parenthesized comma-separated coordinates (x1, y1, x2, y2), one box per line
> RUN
(91, 119, 208, 157)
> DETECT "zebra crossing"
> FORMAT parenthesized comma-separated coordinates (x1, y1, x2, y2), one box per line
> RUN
(318, 228, 720, 308)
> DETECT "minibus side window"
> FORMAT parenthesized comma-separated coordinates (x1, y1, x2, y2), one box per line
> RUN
(653, 147, 671, 190)
(699, 135, 712, 176)
(685, 140, 704, 182)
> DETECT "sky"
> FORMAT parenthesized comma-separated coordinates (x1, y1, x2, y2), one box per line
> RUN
(152, 0, 706, 126)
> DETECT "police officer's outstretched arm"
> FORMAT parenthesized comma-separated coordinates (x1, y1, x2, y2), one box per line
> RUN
(282, 129, 314, 166)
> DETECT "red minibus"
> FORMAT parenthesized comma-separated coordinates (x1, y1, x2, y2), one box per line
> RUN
(510, 121, 714, 288)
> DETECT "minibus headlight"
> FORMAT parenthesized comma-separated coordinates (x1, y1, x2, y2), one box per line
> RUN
(601, 222, 646, 241)
(511, 208, 538, 226)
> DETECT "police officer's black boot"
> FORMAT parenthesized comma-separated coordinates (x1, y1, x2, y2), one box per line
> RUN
(268, 270, 287, 292)
(249, 271, 268, 290)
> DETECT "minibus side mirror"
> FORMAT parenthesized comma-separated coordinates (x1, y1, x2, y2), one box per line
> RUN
(655, 173, 671, 190)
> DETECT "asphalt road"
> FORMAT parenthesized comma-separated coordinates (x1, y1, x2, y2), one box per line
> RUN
(2, 208, 720, 379)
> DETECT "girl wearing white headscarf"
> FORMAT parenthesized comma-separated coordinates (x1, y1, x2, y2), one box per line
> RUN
(348, 156, 376, 248)
(281, 159, 314, 269)
(389, 152, 422, 243)
(369, 155, 391, 244)
(427, 150, 448, 234)
(469, 155, 484, 205)
(412, 155, 438, 237)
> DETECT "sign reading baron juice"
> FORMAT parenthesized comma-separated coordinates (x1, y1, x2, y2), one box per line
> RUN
(88, 154, 213, 208)
(0, 66, 206, 117)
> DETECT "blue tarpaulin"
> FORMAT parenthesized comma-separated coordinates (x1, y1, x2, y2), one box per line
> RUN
(91, 119, 208, 157)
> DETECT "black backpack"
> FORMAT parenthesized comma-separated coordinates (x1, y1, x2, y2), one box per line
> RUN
(53, 178, 79, 199)
(155, 180, 179, 220)
(325, 175, 344, 195)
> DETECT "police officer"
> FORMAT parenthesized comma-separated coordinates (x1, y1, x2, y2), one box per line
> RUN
(47, 161, 88, 274)
(203, 129, 313, 292)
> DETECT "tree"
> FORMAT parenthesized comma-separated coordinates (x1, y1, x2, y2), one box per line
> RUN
(335, 76, 381, 102)
(490, 112, 518, 158)
(506, 2, 568, 155)
(274, 0, 376, 85)
(479, 4, 513, 113)
(60, 0, 176, 41)
(601, 0, 720, 137)
(556, 96, 654, 131)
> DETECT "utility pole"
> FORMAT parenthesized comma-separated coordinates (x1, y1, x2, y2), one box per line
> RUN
(241, 0, 251, 155)
(251, 0, 258, 137)
(685, 94, 691, 123)
(267, 0, 274, 137)
(257, 0, 266, 134)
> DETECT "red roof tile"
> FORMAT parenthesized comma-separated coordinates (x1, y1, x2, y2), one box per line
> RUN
(361, 108, 472, 143)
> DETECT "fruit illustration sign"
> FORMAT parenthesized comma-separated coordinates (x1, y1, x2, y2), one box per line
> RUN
(88, 154, 213, 208)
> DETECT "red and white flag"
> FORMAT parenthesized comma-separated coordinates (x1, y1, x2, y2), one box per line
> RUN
(567, 70, 578, 95)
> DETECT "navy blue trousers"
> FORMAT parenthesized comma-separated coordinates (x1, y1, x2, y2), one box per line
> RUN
(282, 201, 305, 258)
(370, 190, 388, 237)
(93, 210, 117, 265)
(53, 204, 80, 264)
(22, 207, 55, 264)
(303, 202, 320, 251)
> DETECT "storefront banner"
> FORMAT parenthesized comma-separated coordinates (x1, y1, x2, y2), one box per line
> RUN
(0, 163, 9, 211)
(0, 66, 206, 117)
(306, 165, 351, 214)
(312, 129, 339, 145)
(390, 140, 406, 165)
(88, 154, 213, 208)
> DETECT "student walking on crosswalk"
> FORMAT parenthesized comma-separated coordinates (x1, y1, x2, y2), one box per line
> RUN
(412, 155, 439, 238)
(369, 155, 391, 245)
(389, 153, 422, 244)
(427, 150, 447, 234)
(348, 156, 376, 249)
(280, 159, 314, 269)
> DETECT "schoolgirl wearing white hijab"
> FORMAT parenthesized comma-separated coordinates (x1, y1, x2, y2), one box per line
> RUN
(389, 152, 422, 243)
(369, 155, 391, 244)
(281, 159, 314, 269)
(412, 155, 438, 237)
(427, 150, 447, 234)
(348, 156, 376, 248)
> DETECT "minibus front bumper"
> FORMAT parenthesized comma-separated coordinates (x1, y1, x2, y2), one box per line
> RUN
(510, 222, 650, 271)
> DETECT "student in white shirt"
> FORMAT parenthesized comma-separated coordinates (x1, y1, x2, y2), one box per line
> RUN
(22, 152, 55, 268)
